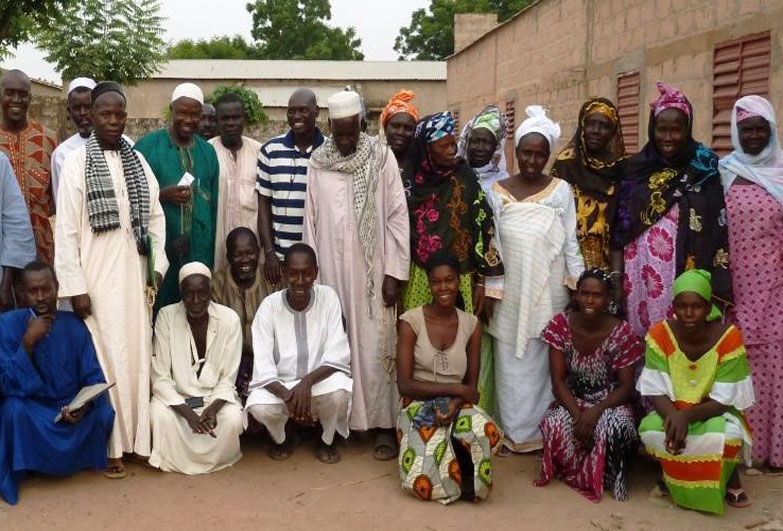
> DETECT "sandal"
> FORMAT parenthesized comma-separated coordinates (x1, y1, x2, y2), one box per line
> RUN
(315, 441, 341, 464)
(268, 441, 293, 461)
(103, 459, 126, 479)
(725, 487, 752, 508)
(372, 432, 398, 461)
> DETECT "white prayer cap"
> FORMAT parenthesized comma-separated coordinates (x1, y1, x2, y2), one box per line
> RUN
(514, 105, 561, 149)
(171, 82, 204, 105)
(328, 90, 362, 119)
(68, 77, 96, 94)
(179, 261, 211, 284)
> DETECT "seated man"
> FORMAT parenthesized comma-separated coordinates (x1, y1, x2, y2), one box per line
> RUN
(211, 227, 269, 400)
(245, 243, 352, 464)
(0, 261, 114, 505)
(149, 262, 243, 474)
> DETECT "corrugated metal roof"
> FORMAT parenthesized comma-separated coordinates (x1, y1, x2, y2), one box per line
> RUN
(153, 60, 447, 81)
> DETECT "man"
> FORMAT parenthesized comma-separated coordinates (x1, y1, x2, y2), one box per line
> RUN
(150, 262, 243, 474)
(211, 227, 269, 398)
(245, 243, 352, 464)
(0, 69, 57, 263)
(256, 88, 324, 287)
(304, 90, 409, 459)
(0, 261, 115, 504)
(209, 92, 262, 270)
(0, 153, 36, 310)
(55, 81, 169, 478)
(197, 102, 217, 140)
(136, 83, 219, 309)
(50, 77, 95, 201)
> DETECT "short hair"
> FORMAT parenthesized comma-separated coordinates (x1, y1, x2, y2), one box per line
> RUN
(423, 250, 461, 276)
(214, 92, 244, 111)
(284, 243, 317, 267)
(20, 260, 57, 284)
(225, 227, 258, 256)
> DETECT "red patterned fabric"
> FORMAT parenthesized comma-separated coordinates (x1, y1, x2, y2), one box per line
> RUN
(0, 121, 57, 262)
(726, 184, 783, 467)
(535, 313, 643, 501)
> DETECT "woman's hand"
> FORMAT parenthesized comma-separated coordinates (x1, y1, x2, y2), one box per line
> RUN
(573, 406, 602, 445)
(664, 410, 689, 454)
(435, 397, 464, 427)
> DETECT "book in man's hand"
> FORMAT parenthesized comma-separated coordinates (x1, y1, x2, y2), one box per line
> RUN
(53, 382, 115, 423)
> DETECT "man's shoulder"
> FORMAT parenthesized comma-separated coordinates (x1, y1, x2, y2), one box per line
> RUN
(55, 311, 89, 332)
(134, 129, 167, 151)
(210, 301, 241, 325)
(260, 132, 293, 152)
(243, 136, 262, 151)
(314, 284, 341, 306)
(0, 308, 30, 328)
(52, 134, 82, 156)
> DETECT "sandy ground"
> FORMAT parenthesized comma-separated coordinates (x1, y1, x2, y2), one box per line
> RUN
(3, 433, 782, 530)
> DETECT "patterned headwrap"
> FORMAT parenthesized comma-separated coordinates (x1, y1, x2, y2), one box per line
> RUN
(380, 89, 420, 128)
(650, 81, 691, 120)
(456, 105, 509, 193)
(577, 267, 614, 291)
(417, 111, 456, 144)
(736, 107, 761, 123)
(672, 269, 722, 321)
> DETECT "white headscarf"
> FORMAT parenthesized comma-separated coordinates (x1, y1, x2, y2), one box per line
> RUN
(719, 95, 783, 205)
(514, 105, 561, 149)
(171, 83, 204, 105)
(178, 261, 211, 284)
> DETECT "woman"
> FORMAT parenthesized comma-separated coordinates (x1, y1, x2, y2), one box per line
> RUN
(536, 269, 642, 502)
(396, 252, 502, 504)
(487, 105, 585, 452)
(380, 88, 420, 181)
(612, 82, 731, 337)
(638, 269, 754, 515)
(402, 111, 504, 414)
(456, 104, 509, 195)
(719, 95, 783, 473)
(551, 98, 626, 270)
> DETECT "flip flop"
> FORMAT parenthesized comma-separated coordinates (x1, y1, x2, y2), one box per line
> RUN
(103, 461, 126, 479)
(372, 432, 398, 461)
(726, 487, 752, 508)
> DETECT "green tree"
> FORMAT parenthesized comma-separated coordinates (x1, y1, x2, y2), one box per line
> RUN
(394, 0, 534, 60)
(208, 85, 268, 125)
(35, 0, 166, 84)
(168, 36, 262, 60)
(246, 0, 364, 60)
(0, 0, 76, 58)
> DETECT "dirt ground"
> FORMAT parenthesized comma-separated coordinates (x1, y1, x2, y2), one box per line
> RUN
(3, 434, 782, 530)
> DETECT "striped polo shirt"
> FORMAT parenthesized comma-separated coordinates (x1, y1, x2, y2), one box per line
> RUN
(256, 128, 325, 257)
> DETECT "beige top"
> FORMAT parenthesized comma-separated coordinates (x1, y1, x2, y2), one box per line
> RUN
(400, 306, 478, 384)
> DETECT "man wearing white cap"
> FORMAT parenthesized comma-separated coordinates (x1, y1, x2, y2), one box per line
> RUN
(149, 261, 244, 474)
(304, 90, 409, 459)
(51, 78, 134, 204)
(136, 83, 219, 310)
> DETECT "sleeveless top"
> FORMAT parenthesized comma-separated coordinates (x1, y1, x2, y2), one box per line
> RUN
(400, 306, 478, 384)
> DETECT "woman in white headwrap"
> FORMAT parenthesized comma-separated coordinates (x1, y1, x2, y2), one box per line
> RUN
(487, 105, 585, 452)
(719, 95, 783, 473)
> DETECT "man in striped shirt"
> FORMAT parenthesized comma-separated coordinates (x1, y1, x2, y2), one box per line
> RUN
(256, 88, 324, 286)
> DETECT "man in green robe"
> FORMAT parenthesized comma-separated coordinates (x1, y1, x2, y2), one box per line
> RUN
(135, 83, 219, 309)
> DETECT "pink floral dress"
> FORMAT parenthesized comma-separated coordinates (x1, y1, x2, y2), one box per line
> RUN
(536, 313, 643, 501)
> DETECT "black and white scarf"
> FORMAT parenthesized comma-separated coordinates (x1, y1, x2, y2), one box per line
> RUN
(85, 131, 150, 254)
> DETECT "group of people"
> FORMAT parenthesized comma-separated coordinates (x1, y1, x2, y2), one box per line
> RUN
(0, 66, 779, 516)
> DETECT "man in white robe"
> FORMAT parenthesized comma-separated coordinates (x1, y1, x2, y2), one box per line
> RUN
(208, 92, 262, 270)
(150, 262, 243, 474)
(55, 82, 168, 477)
(245, 243, 352, 463)
(304, 90, 409, 460)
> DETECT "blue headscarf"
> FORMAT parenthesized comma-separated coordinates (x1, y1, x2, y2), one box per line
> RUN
(417, 111, 456, 144)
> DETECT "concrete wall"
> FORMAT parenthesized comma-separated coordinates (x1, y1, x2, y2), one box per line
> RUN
(454, 13, 499, 53)
(447, 0, 783, 167)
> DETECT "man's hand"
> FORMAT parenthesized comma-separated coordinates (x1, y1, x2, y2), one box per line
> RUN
(155, 272, 163, 291)
(71, 293, 92, 319)
(198, 404, 219, 438)
(573, 406, 602, 445)
(60, 403, 90, 425)
(664, 409, 689, 454)
(381, 275, 401, 308)
(183, 408, 207, 435)
(159, 185, 192, 205)
(23, 313, 55, 354)
(472, 283, 486, 317)
(264, 252, 283, 286)
(0, 268, 14, 311)
(288, 381, 314, 425)
(483, 297, 498, 321)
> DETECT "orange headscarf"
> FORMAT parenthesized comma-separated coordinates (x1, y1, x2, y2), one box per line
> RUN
(380, 89, 420, 128)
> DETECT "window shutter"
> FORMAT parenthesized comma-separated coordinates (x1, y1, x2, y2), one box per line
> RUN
(617, 72, 640, 154)
(712, 32, 771, 155)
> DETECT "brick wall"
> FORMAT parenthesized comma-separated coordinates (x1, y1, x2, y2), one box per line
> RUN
(448, 0, 783, 164)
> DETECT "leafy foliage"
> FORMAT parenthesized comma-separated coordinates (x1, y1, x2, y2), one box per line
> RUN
(34, 0, 166, 84)
(394, 0, 535, 60)
(0, 0, 77, 58)
(207, 84, 268, 125)
(168, 36, 262, 60)
(246, 0, 364, 60)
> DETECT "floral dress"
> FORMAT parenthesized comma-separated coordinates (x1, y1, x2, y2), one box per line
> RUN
(536, 313, 643, 501)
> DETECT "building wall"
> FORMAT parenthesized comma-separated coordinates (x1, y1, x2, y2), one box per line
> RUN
(448, 0, 783, 165)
